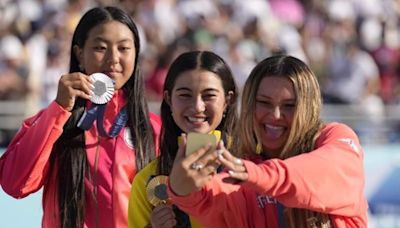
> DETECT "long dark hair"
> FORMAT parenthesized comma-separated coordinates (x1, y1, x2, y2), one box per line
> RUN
(157, 51, 238, 175)
(49, 6, 155, 228)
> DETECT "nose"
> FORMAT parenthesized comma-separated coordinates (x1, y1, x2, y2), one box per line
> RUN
(194, 97, 206, 112)
(107, 48, 119, 64)
(272, 106, 281, 119)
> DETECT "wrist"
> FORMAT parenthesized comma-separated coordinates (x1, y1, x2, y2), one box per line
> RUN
(168, 179, 187, 197)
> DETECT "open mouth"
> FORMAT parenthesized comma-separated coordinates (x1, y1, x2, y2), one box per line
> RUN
(264, 124, 285, 139)
(187, 116, 208, 124)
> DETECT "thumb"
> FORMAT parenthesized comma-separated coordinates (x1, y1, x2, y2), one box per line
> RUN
(217, 139, 225, 150)
(175, 133, 187, 162)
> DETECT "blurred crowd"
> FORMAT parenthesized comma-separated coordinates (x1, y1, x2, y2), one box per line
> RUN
(1, 0, 400, 143)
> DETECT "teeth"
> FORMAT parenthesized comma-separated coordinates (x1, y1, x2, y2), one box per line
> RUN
(188, 117, 206, 123)
(265, 124, 283, 130)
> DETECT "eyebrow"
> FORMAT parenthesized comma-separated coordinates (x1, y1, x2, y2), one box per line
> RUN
(256, 94, 296, 102)
(175, 87, 220, 93)
(93, 37, 133, 43)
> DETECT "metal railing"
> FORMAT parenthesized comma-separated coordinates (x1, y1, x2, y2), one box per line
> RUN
(321, 104, 400, 144)
(0, 101, 399, 145)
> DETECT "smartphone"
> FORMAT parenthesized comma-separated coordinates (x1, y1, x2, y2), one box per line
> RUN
(185, 132, 218, 156)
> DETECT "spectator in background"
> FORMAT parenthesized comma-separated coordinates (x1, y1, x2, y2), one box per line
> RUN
(320, 2, 385, 127)
(0, 34, 29, 147)
(323, 38, 383, 109)
(42, 40, 68, 106)
(0, 35, 29, 100)
(363, 18, 400, 104)
(144, 42, 190, 102)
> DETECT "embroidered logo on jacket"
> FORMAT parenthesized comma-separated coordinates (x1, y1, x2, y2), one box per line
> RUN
(337, 138, 359, 154)
(257, 195, 277, 208)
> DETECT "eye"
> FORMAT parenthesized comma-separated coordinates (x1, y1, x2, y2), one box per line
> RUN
(256, 99, 270, 106)
(93, 46, 106, 51)
(282, 103, 296, 112)
(202, 93, 217, 101)
(177, 93, 191, 98)
(119, 46, 132, 52)
(285, 103, 296, 108)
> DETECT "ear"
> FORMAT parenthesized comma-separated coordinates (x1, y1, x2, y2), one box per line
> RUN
(223, 90, 234, 112)
(163, 90, 171, 106)
(225, 91, 234, 106)
(73, 44, 83, 65)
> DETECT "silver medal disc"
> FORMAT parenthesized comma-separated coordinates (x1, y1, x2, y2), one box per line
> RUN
(90, 73, 115, 104)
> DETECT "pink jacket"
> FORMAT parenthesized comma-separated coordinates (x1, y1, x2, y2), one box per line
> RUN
(169, 123, 368, 228)
(0, 90, 161, 228)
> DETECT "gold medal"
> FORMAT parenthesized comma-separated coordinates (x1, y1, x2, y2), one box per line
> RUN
(90, 73, 115, 104)
(146, 175, 170, 206)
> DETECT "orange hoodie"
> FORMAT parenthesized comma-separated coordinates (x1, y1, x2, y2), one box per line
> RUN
(0, 90, 161, 228)
(168, 123, 368, 228)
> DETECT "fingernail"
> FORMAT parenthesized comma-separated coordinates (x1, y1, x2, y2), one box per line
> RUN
(228, 170, 234, 176)
(216, 149, 224, 156)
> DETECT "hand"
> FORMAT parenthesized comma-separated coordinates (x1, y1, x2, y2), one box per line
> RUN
(55, 72, 94, 111)
(150, 204, 176, 228)
(169, 134, 221, 196)
(217, 145, 248, 182)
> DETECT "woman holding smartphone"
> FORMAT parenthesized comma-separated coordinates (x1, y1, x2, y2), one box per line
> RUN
(128, 51, 238, 228)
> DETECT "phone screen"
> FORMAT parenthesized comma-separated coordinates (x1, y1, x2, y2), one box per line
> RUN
(185, 132, 217, 156)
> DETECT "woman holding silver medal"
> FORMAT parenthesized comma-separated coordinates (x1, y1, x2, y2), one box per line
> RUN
(167, 55, 368, 228)
(0, 6, 161, 228)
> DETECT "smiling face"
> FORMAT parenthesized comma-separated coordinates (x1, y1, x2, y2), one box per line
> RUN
(254, 76, 296, 156)
(74, 20, 136, 90)
(167, 69, 227, 133)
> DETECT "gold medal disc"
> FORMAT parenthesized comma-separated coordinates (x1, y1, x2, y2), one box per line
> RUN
(146, 175, 170, 206)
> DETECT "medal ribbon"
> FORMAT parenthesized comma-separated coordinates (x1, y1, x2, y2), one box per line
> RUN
(77, 104, 128, 138)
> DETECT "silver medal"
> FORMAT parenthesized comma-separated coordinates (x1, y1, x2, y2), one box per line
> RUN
(90, 73, 115, 104)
